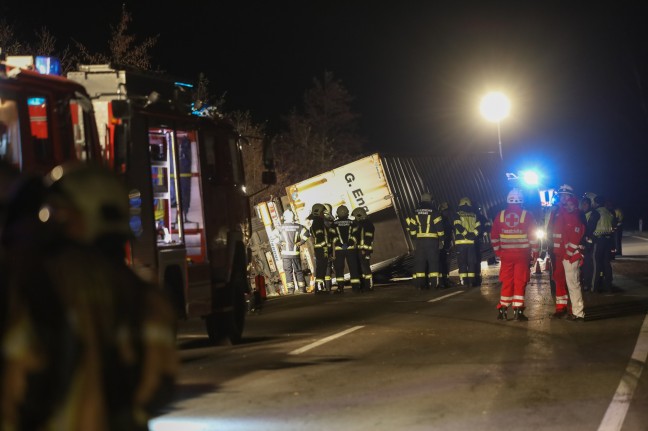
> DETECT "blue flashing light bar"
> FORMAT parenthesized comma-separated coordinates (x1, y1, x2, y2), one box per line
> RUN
(174, 81, 194, 88)
(27, 97, 46, 106)
(35, 56, 61, 76)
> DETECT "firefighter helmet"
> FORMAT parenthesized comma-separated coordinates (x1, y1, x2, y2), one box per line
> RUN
(420, 192, 432, 203)
(351, 207, 368, 220)
(336, 205, 349, 218)
(310, 203, 325, 218)
(458, 197, 472, 207)
(41, 162, 130, 243)
(507, 188, 524, 204)
(557, 184, 574, 195)
(283, 209, 295, 223)
(438, 201, 449, 211)
(583, 192, 597, 203)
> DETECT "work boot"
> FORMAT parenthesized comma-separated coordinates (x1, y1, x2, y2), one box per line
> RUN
(497, 307, 508, 321)
(550, 309, 568, 319)
(513, 308, 528, 321)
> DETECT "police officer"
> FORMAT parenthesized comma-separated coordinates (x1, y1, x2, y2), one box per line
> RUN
(332, 205, 361, 293)
(406, 193, 445, 290)
(271, 209, 311, 294)
(591, 196, 615, 293)
(580, 194, 599, 292)
(453, 197, 480, 287)
(352, 207, 375, 292)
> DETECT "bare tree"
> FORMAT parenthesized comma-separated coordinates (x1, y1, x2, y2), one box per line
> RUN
(275, 71, 366, 187)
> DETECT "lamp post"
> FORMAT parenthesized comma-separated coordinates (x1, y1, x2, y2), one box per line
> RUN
(480, 92, 510, 160)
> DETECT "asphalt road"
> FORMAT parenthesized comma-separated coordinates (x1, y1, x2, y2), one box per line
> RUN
(151, 233, 648, 431)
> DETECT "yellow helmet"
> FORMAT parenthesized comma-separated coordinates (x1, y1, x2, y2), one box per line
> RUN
(458, 197, 472, 207)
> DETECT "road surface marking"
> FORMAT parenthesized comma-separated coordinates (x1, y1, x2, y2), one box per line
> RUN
(598, 314, 648, 431)
(630, 235, 648, 241)
(289, 325, 365, 355)
(428, 291, 464, 303)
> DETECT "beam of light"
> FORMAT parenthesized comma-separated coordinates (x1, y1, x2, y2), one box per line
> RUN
(150, 417, 274, 431)
(521, 170, 539, 186)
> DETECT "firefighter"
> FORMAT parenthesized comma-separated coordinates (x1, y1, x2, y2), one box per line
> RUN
(332, 205, 361, 293)
(352, 207, 375, 292)
(271, 209, 310, 294)
(452, 197, 480, 287)
(491, 188, 538, 321)
(323, 203, 336, 291)
(580, 194, 600, 292)
(1, 162, 178, 431)
(554, 195, 586, 321)
(307, 203, 333, 294)
(406, 193, 445, 290)
(591, 196, 615, 293)
(475, 202, 493, 279)
(614, 205, 624, 257)
(438, 201, 454, 288)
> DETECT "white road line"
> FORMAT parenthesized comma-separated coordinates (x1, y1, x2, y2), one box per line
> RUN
(288, 325, 365, 355)
(427, 291, 464, 303)
(630, 235, 648, 241)
(598, 314, 648, 431)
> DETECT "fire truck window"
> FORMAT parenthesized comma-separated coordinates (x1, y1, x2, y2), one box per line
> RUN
(0, 98, 22, 169)
(27, 96, 54, 164)
(69, 100, 91, 161)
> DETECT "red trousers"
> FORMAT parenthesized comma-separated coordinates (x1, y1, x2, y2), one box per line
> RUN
(498, 253, 530, 309)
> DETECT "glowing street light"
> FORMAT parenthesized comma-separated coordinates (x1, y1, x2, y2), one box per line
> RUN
(480, 91, 510, 160)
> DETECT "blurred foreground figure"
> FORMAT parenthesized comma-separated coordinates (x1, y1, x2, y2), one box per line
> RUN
(0, 162, 178, 431)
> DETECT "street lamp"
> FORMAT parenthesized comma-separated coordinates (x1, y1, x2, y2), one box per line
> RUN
(480, 92, 510, 160)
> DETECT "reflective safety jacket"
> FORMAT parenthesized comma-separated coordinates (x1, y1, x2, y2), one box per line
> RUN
(272, 222, 310, 257)
(554, 210, 585, 262)
(353, 219, 375, 253)
(406, 207, 444, 242)
(491, 204, 538, 257)
(309, 216, 333, 252)
(594, 207, 614, 237)
(333, 217, 357, 250)
(452, 207, 480, 245)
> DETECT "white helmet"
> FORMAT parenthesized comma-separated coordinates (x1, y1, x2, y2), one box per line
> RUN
(507, 188, 524, 204)
(557, 184, 574, 195)
(283, 209, 295, 223)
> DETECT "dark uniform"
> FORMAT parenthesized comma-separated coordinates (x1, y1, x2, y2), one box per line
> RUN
(352, 207, 375, 292)
(438, 202, 453, 288)
(580, 195, 599, 291)
(453, 197, 480, 287)
(591, 196, 614, 292)
(406, 193, 445, 290)
(332, 205, 361, 293)
(307, 203, 333, 294)
(272, 210, 311, 293)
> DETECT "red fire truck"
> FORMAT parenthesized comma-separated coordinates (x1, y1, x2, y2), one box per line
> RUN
(0, 54, 102, 173)
(68, 64, 275, 344)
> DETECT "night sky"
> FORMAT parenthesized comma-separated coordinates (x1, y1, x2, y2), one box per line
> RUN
(4, 2, 648, 222)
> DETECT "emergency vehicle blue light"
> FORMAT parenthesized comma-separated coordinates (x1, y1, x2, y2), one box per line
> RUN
(35, 56, 61, 76)
(521, 170, 539, 186)
(27, 97, 46, 106)
(174, 81, 193, 88)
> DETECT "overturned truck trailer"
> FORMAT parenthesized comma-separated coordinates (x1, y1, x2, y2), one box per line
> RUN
(283, 152, 508, 282)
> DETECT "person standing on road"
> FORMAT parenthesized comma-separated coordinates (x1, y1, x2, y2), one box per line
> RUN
(591, 196, 615, 293)
(406, 193, 445, 290)
(352, 207, 375, 292)
(614, 205, 624, 257)
(1, 162, 178, 431)
(491, 188, 538, 321)
(452, 197, 480, 288)
(307, 203, 333, 294)
(323, 203, 337, 291)
(438, 201, 454, 288)
(580, 194, 600, 292)
(271, 209, 311, 294)
(554, 195, 586, 322)
(332, 205, 361, 293)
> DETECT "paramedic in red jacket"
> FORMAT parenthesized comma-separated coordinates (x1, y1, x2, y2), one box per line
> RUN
(555, 195, 586, 321)
(491, 188, 539, 321)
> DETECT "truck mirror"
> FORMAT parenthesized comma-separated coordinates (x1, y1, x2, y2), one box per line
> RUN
(111, 100, 131, 119)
